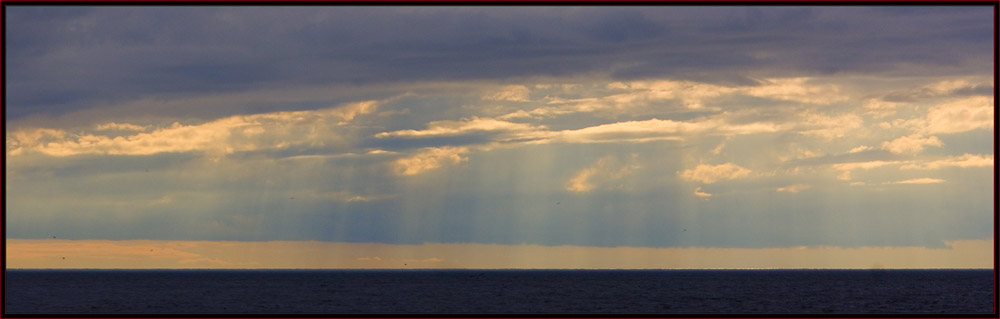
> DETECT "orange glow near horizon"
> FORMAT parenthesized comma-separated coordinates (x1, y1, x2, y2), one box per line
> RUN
(6, 238, 993, 270)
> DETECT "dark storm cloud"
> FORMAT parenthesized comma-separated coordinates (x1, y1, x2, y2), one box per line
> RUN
(6, 6, 993, 120)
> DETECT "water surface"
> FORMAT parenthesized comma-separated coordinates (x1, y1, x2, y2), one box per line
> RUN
(5, 269, 994, 313)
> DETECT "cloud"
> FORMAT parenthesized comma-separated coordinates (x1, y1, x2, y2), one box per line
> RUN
(499, 79, 729, 119)
(378, 113, 779, 148)
(780, 146, 823, 162)
(710, 142, 726, 155)
(893, 178, 945, 185)
(693, 186, 712, 198)
(555, 118, 778, 144)
(848, 145, 872, 153)
(565, 171, 596, 193)
(557, 119, 691, 144)
(679, 163, 752, 184)
(483, 85, 531, 102)
(496, 81, 690, 120)
(327, 100, 381, 123)
(741, 77, 847, 105)
(7, 8, 991, 121)
(95, 122, 148, 132)
(918, 96, 994, 135)
(393, 146, 469, 176)
(795, 111, 862, 140)
(5, 8, 994, 254)
(881, 78, 994, 102)
(922, 79, 983, 95)
(831, 160, 901, 171)
(565, 154, 640, 193)
(498, 98, 611, 120)
(880, 134, 943, 154)
(376, 117, 545, 140)
(7, 100, 379, 158)
(319, 191, 395, 203)
(615, 80, 738, 109)
(5, 128, 68, 156)
(862, 98, 904, 118)
(831, 160, 901, 181)
(776, 184, 811, 193)
(901, 154, 994, 170)
(887, 96, 994, 136)
(496, 77, 850, 120)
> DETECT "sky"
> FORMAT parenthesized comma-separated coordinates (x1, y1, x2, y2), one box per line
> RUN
(4, 6, 996, 269)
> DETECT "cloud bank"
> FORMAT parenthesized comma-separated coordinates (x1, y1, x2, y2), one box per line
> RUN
(5, 7, 993, 258)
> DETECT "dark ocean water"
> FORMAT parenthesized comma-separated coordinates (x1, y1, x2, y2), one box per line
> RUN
(4, 269, 995, 314)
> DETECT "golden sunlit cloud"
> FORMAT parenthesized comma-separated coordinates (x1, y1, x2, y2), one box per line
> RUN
(566, 154, 640, 193)
(741, 77, 847, 105)
(493, 77, 848, 121)
(318, 191, 396, 203)
(379, 112, 779, 148)
(862, 98, 903, 118)
(557, 118, 775, 144)
(776, 184, 811, 193)
(901, 154, 994, 170)
(393, 146, 470, 176)
(693, 187, 712, 198)
(376, 117, 546, 140)
(6, 100, 379, 158)
(679, 163, 752, 184)
(918, 96, 994, 135)
(893, 178, 946, 185)
(795, 111, 862, 140)
(831, 160, 903, 181)
(881, 134, 943, 154)
(848, 145, 872, 153)
(95, 122, 148, 132)
(483, 85, 532, 102)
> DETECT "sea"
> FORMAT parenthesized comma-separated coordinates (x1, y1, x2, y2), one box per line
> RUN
(4, 269, 995, 314)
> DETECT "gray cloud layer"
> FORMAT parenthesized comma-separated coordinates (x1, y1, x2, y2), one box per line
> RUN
(6, 7, 993, 119)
